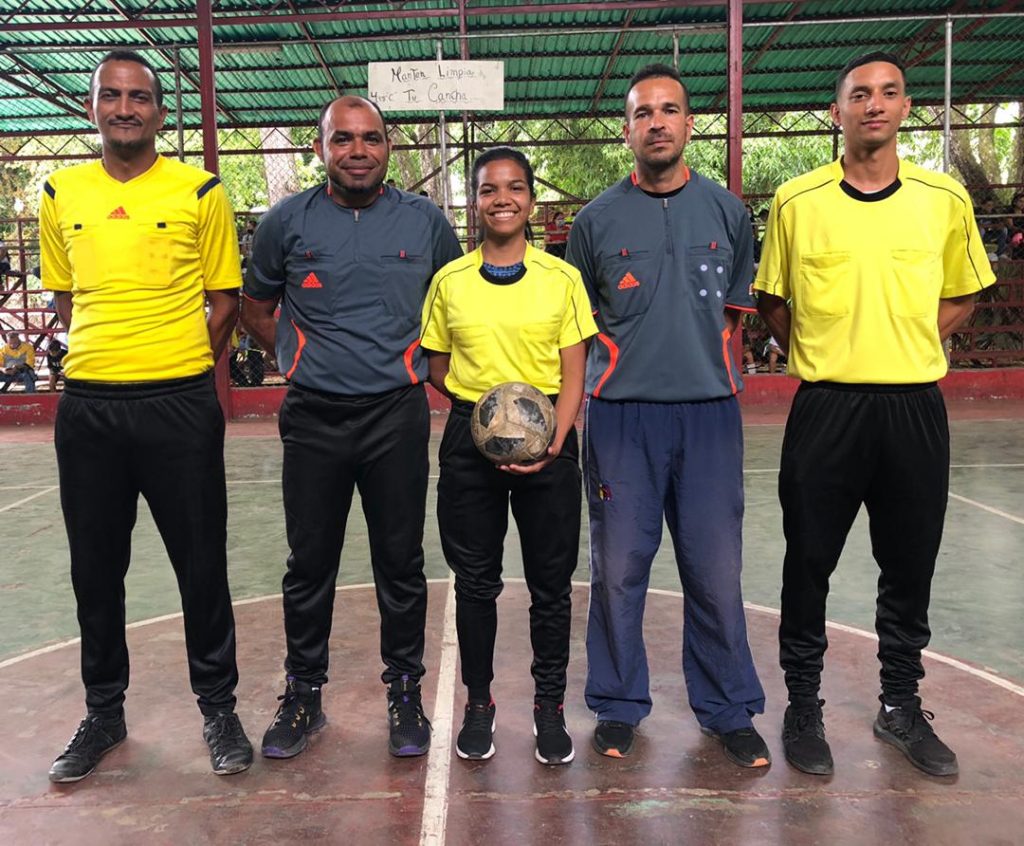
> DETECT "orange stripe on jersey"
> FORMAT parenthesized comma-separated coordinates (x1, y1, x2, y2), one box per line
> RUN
(285, 320, 306, 380)
(592, 333, 619, 398)
(721, 328, 737, 395)
(403, 338, 421, 385)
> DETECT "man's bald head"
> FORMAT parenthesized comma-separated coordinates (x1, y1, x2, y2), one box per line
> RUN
(317, 95, 388, 143)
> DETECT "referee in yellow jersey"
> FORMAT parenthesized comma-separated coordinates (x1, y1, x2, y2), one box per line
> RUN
(39, 51, 253, 782)
(756, 52, 995, 779)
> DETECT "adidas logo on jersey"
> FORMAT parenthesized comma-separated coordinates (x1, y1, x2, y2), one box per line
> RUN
(301, 272, 323, 289)
(107, 206, 130, 219)
(618, 272, 640, 290)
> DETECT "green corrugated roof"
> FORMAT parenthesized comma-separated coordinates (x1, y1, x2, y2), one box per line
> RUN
(1, 0, 1022, 135)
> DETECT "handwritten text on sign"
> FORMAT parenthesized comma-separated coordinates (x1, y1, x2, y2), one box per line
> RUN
(367, 61, 504, 111)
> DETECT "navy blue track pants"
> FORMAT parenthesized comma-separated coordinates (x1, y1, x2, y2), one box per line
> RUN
(583, 395, 765, 732)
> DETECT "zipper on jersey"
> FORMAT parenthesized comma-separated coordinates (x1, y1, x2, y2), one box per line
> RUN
(663, 197, 673, 256)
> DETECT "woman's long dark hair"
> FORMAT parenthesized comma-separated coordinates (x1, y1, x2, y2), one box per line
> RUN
(471, 146, 536, 244)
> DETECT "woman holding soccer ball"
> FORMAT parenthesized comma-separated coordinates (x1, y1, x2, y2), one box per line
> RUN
(420, 146, 597, 765)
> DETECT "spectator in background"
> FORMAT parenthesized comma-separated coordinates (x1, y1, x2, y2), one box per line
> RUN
(1, 331, 36, 392)
(0, 243, 11, 279)
(1008, 195, 1024, 259)
(239, 219, 257, 268)
(544, 210, 570, 258)
(977, 198, 1008, 259)
(766, 336, 786, 374)
(46, 337, 67, 392)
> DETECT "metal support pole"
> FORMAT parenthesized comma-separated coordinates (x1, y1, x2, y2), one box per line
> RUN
(672, 31, 679, 70)
(725, 0, 743, 198)
(436, 40, 452, 222)
(196, 0, 219, 175)
(943, 16, 953, 174)
(725, 0, 744, 368)
(196, 0, 231, 418)
(173, 48, 185, 161)
(459, 0, 474, 250)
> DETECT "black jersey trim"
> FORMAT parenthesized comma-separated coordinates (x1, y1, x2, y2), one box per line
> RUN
(196, 176, 220, 200)
(44, 180, 56, 199)
(639, 183, 688, 200)
(776, 178, 833, 213)
(905, 176, 985, 288)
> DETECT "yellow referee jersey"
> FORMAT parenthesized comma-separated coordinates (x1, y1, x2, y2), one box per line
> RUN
(754, 158, 995, 383)
(39, 156, 242, 381)
(421, 244, 598, 402)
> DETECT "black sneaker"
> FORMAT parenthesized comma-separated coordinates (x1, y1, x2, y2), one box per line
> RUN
(387, 676, 431, 757)
(702, 725, 771, 768)
(48, 714, 127, 783)
(873, 699, 958, 776)
(203, 713, 253, 776)
(592, 720, 635, 758)
(534, 701, 574, 765)
(262, 677, 326, 759)
(783, 699, 833, 775)
(457, 699, 496, 760)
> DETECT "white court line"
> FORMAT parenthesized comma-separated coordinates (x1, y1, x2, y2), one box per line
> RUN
(419, 575, 458, 846)
(3, 578, 1021, 705)
(950, 463, 1024, 469)
(948, 491, 1024, 526)
(0, 485, 57, 513)
(12, 462, 1016, 491)
(742, 600, 1024, 699)
(742, 463, 1024, 476)
(0, 579, 453, 671)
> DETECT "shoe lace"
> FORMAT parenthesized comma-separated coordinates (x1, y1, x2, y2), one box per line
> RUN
(269, 687, 303, 729)
(891, 706, 937, 740)
(390, 687, 429, 729)
(206, 714, 243, 747)
(790, 699, 826, 738)
(463, 702, 493, 732)
(534, 703, 564, 733)
(63, 718, 102, 755)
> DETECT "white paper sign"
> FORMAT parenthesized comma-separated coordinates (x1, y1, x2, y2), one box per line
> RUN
(367, 61, 504, 111)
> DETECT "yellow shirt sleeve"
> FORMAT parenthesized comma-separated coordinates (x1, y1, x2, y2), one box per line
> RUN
(197, 181, 243, 291)
(559, 267, 599, 348)
(940, 191, 996, 298)
(420, 269, 451, 353)
(753, 193, 790, 300)
(39, 181, 72, 293)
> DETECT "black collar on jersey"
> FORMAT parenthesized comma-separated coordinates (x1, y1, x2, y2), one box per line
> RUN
(839, 176, 902, 202)
(632, 166, 690, 199)
(478, 261, 527, 285)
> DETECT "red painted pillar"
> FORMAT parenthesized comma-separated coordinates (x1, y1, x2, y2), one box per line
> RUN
(196, 0, 233, 419)
(726, 0, 746, 368)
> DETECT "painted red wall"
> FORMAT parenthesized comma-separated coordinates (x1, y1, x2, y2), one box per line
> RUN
(4, 370, 1024, 425)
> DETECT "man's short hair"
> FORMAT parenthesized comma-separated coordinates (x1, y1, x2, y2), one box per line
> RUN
(834, 51, 906, 102)
(90, 49, 164, 108)
(625, 63, 690, 115)
(317, 96, 389, 142)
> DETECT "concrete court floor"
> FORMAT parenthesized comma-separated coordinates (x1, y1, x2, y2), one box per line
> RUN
(0, 399, 1022, 845)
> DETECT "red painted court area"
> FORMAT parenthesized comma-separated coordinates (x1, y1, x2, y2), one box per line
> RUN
(1, 583, 1023, 845)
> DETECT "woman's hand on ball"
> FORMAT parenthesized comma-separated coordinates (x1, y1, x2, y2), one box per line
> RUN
(499, 439, 563, 475)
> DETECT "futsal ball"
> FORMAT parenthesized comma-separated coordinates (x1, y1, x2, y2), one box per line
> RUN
(471, 382, 556, 465)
